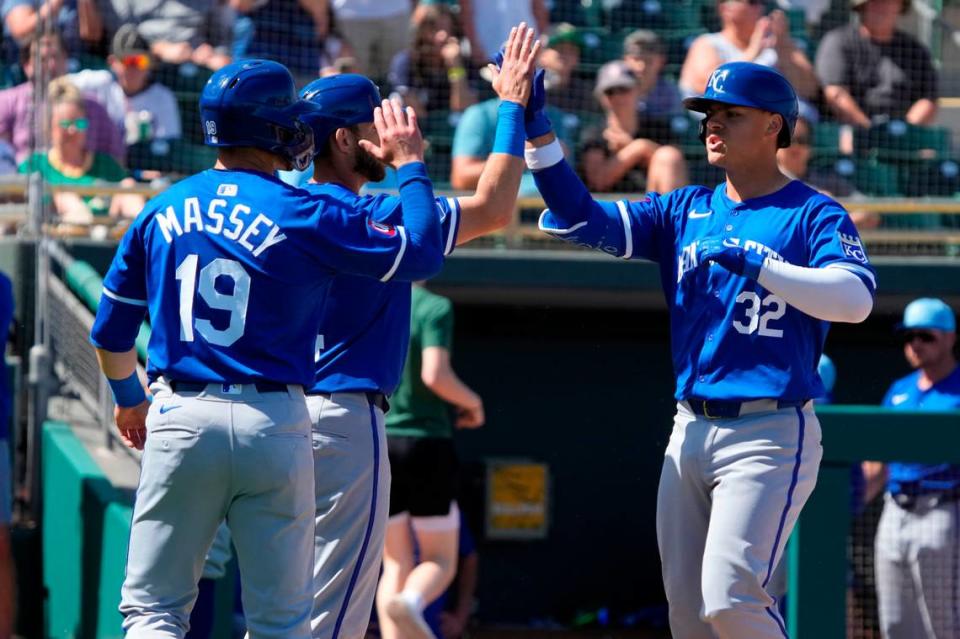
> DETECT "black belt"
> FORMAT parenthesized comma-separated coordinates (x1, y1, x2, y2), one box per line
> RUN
(307, 390, 390, 414)
(170, 380, 291, 394)
(892, 487, 960, 510)
(686, 398, 808, 420)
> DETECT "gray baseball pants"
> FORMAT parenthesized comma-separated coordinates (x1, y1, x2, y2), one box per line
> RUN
(656, 401, 822, 639)
(307, 392, 391, 639)
(875, 493, 960, 639)
(120, 380, 316, 639)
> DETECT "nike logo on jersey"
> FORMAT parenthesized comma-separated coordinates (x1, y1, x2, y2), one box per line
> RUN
(154, 197, 288, 258)
(158, 404, 181, 414)
(688, 210, 713, 219)
(890, 393, 910, 406)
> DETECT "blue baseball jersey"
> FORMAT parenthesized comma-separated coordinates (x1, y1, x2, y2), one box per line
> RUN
(882, 366, 960, 495)
(91, 167, 437, 386)
(536, 166, 877, 401)
(304, 183, 461, 395)
(0, 271, 12, 441)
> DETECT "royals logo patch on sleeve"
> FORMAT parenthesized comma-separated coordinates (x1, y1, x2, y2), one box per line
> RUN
(839, 232, 868, 263)
(368, 218, 397, 237)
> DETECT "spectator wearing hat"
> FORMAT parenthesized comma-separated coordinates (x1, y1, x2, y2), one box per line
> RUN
(69, 24, 181, 145)
(0, 32, 124, 165)
(621, 29, 683, 143)
(680, 0, 819, 101)
(539, 23, 596, 115)
(577, 60, 686, 194)
(866, 298, 960, 639)
(815, 0, 937, 127)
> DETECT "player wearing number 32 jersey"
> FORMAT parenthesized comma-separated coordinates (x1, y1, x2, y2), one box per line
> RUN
(90, 60, 443, 639)
(526, 62, 876, 638)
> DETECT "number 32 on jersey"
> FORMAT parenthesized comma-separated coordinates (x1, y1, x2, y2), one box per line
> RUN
(733, 291, 785, 338)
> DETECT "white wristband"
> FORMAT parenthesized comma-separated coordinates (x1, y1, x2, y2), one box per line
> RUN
(524, 139, 564, 171)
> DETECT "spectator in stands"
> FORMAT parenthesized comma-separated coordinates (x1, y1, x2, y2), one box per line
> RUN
(869, 298, 960, 639)
(1, 0, 97, 50)
(388, 4, 477, 119)
(459, 0, 547, 66)
(91, 0, 233, 70)
(539, 23, 596, 115)
(18, 78, 143, 223)
(230, 0, 350, 82)
(450, 96, 569, 193)
(0, 32, 124, 164)
(0, 141, 14, 174)
(578, 61, 687, 194)
(814, 0, 937, 127)
(68, 24, 181, 145)
(679, 0, 819, 101)
(621, 29, 683, 143)
(776, 114, 879, 229)
(330, 0, 413, 82)
(0, 270, 12, 639)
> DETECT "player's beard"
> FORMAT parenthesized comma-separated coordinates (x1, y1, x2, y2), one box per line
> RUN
(353, 144, 387, 183)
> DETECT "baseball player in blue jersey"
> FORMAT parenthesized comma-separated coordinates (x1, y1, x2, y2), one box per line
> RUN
(90, 59, 446, 639)
(524, 61, 876, 638)
(295, 26, 538, 639)
(872, 298, 960, 639)
(198, 25, 539, 639)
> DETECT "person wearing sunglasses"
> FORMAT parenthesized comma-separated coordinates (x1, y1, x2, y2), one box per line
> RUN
(578, 60, 687, 194)
(68, 24, 181, 144)
(17, 77, 144, 224)
(866, 298, 960, 639)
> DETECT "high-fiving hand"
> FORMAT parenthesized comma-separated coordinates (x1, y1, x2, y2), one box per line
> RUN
(357, 98, 424, 169)
(488, 23, 541, 108)
(492, 25, 551, 139)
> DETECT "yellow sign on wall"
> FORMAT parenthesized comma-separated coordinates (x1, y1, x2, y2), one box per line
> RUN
(485, 460, 549, 539)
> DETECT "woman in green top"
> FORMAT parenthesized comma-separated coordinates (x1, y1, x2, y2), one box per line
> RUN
(377, 285, 484, 639)
(18, 77, 144, 225)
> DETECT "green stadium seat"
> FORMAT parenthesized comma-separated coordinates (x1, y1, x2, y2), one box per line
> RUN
(856, 121, 951, 161)
(811, 121, 842, 157)
(578, 28, 621, 67)
(898, 158, 960, 198)
(549, 0, 602, 27)
(818, 157, 901, 196)
(605, 0, 706, 32)
(127, 138, 217, 176)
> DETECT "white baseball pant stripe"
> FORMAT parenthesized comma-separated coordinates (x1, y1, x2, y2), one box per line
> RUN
(656, 402, 822, 639)
(121, 380, 316, 639)
(875, 493, 960, 639)
(308, 392, 391, 639)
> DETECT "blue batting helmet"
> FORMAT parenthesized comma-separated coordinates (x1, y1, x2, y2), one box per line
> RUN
(199, 59, 318, 170)
(299, 74, 382, 152)
(683, 62, 799, 148)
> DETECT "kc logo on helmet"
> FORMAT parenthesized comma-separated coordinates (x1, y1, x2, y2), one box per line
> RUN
(708, 69, 730, 94)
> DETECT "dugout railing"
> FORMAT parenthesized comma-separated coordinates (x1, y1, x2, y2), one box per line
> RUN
(788, 405, 960, 639)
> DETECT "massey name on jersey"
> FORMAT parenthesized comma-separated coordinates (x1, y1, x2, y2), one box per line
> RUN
(154, 194, 287, 258)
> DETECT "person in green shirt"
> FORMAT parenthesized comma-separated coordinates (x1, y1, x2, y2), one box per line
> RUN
(18, 77, 143, 224)
(378, 284, 484, 639)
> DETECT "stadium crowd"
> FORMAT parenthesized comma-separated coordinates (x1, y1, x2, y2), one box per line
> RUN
(0, 0, 954, 228)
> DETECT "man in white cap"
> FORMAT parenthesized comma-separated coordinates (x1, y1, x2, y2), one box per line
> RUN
(870, 297, 960, 639)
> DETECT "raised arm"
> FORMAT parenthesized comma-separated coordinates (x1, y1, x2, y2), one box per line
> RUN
(456, 25, 540, 244)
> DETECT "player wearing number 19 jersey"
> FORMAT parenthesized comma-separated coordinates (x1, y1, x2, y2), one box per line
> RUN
(526, 62, 875, 638)
(90, 60, 443, 639)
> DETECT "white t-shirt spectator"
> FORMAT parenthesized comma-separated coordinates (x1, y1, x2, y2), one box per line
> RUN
(332, 0, 409, 20)
(69, 69, 182, 141)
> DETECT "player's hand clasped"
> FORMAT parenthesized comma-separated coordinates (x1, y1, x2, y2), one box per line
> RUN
(697, 236, 766, 280)
(358, 99, 424, 169)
